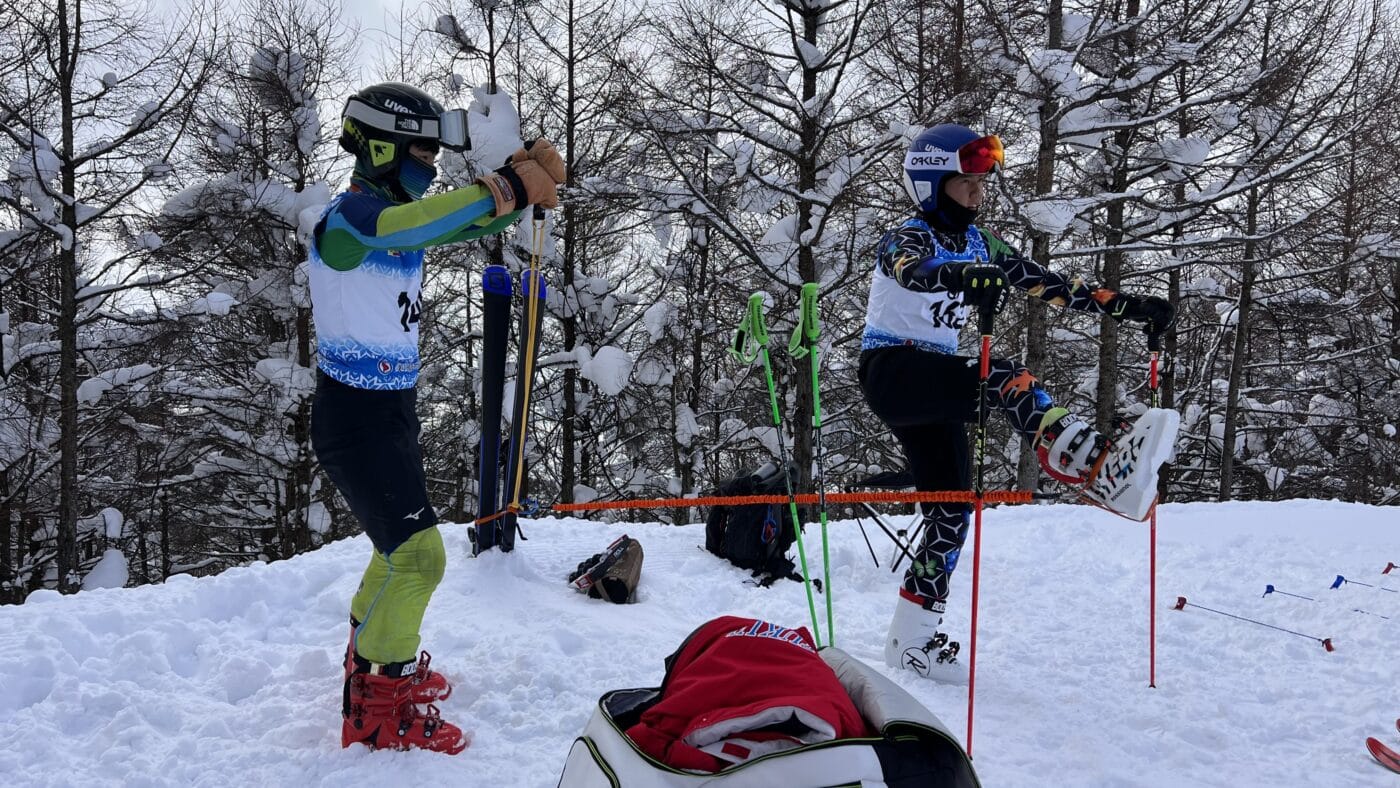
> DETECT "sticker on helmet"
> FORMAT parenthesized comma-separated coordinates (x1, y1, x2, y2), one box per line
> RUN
(371, 141, 395, 167)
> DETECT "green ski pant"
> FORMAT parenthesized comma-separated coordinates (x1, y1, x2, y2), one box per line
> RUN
(349, 526, 446, 665)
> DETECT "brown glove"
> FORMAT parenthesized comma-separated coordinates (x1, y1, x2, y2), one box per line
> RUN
(476, 160, 559, 218)
(509, 138, 567, 184)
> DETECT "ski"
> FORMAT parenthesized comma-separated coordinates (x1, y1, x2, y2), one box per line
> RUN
(500, 268, 546, 552)
(471, 265, 512, 556)
(1366, 736, 1400, 775)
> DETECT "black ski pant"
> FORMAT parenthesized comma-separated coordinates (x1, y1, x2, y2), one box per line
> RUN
(312, 371, 445, 664)
(311, 371, 438, 555)
(859, 346, 1055, 603)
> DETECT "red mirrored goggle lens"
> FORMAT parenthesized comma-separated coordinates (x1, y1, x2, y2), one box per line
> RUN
(957, 135, 1004, 174)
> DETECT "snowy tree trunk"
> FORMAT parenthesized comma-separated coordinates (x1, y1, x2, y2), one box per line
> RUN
(1219, 188, 1260, 501)
(0, 470, 13, 604)
(55, 0, 81, 594)
(1016, 0, 1063, 493)
(791, 6, 823, 517)
(291, 307, 313, 554)
(1093, 0, 1141, 437)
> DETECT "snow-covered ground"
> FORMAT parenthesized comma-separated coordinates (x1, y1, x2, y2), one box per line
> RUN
(2, 500, 1397, 786)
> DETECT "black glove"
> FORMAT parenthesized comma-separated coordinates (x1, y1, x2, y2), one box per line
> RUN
(1115, 294, 1175, 334)
(959, 263, 1009, 317)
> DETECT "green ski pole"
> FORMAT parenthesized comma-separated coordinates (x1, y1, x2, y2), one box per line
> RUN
(788, 283, 833, 646)
(731, 292, 824, 647)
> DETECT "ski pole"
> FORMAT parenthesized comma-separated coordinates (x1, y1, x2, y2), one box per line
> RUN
(1264, 584, 1389, 618)
(502, 205, 549, 549)
(964, 262, 1005, 759)
(788, 282, 833, 646)
(1384, 562, 1397, 575)
(1173, 596, 1334, 651)
(1331, 574, 1398, 593)
(1146, 325, 1163, 689)
(731, 292, 823, 647)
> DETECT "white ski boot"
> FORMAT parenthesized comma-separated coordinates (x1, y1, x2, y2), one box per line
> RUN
(884, 592, 967, 684)
(1038, 407, 1180, 521)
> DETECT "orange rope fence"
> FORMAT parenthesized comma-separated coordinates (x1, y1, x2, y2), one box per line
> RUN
(551, 489, 1035, 512)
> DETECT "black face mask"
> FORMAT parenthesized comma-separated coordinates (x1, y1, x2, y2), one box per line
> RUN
(926, 179, 978, 232)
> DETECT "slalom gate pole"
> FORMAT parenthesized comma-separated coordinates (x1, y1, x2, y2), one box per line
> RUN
(730, 292, 823, 647)
(1332, 574, 1398, 593)
(1172, 596, 1334, 651)
(788, 283, 833, 646)
(1266, 582, 1391, 619)
(1146, 326, 1163, 688)
(1262, 584, 1315, 601)
(965, 264, 1005, 759)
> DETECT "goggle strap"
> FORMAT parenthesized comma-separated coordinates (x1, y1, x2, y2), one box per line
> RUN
(344, 99, 441, 141)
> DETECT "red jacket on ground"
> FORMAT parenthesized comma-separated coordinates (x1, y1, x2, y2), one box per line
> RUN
(624, 616, 869, 772)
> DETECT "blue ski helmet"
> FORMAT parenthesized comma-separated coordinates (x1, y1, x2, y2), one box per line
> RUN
(902, 124, 991, 213)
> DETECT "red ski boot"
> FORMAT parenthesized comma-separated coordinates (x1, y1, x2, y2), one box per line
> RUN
(344, 620, 452, 703)
(341, 669, 469, 754)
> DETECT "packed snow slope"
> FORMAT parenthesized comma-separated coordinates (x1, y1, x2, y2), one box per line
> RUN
(2, 500, 1398, 787)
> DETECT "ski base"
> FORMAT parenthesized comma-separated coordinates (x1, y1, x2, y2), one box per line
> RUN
(473, 265, 513, 556)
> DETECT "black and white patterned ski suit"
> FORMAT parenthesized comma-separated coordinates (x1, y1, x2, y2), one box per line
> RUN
(859, 216, 1128, 603)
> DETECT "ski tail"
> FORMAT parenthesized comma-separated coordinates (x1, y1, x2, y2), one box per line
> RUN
(473, 265, 513, 556)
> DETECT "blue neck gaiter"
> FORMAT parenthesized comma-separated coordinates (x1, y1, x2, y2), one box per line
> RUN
(398, 157, 437, 201)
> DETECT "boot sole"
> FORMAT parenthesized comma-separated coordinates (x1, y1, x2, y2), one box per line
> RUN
(1082, 409, 1180, 521)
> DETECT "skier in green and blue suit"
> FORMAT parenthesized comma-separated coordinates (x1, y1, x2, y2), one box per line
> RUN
(308, 82, 565, 753)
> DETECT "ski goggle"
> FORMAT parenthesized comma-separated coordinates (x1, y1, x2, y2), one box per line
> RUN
(904, 134, 1004, 175)
(343, 98, 471, 151)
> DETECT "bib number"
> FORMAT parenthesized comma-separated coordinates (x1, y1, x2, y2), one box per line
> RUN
(929, 298, 966, 329)
(398, 291, 422, 332)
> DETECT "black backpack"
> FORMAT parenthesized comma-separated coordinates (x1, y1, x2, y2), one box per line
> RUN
(704, 463, 805, 586)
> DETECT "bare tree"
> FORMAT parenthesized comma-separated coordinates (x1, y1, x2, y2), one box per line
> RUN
(1, 0, 218, 594)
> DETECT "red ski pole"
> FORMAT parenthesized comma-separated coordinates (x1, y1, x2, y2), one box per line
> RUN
(965, 264, 1004, 758)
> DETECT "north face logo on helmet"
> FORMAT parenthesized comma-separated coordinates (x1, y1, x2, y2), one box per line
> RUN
(395, 117, 421, 132)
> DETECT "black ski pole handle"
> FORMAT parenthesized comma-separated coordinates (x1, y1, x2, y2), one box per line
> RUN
(1145, 324, 1164, 353)
(962, 263, 1005, 336)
